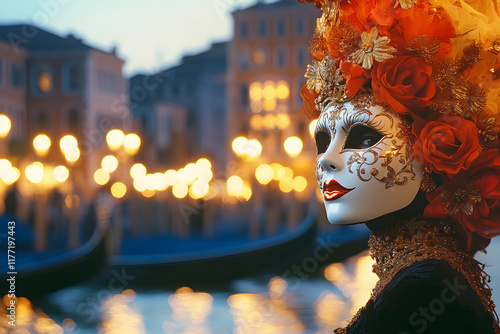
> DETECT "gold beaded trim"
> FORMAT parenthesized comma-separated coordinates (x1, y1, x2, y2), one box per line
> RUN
(334, 217, 500, 334)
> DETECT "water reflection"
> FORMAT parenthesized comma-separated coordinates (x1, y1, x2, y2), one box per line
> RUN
(162, 286, 213, 333)
(0, 295, 64, 333)
(98, 289, 145, 334)
(228, 276, 305, 333)
(316, 252, 377, 331)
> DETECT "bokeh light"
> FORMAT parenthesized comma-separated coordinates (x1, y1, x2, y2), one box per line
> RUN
(276, 81, 289, 99)
(25, 163, 44, 184)
(293, 176, 307, 192)
(284, 136, 303, 157)
(53, 166, 69, 183)
(101, 155, 119, 173)
(227, 176, 243, 196)
(106, 129, 125, 150)
(33, 134, 51, 155)
(255, 164, 273, 185)
(279, 177, 294, 193)
(130, 163, 147, 179)
(94, 168, 110, 185)
(309, 119, 318, 137)
(0, 114, 11, 138)
(124, 133, 141, 153)
(111, 182, 127, 199)
(173, 183, 188, 199)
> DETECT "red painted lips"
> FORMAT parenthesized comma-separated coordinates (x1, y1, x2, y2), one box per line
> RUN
(323, 179, 355, 201)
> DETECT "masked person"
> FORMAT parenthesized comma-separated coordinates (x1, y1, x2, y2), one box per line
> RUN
(298, 0, 500, 332)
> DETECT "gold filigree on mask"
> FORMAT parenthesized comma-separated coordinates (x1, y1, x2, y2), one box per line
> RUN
(343, 97, 416, 188)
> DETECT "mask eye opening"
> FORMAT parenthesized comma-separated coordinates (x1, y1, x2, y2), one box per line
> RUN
(315, 131, 331, 155)
(343, 124, 384, 150)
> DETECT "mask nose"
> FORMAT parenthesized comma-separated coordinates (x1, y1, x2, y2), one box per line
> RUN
(319, 145, 343, 172)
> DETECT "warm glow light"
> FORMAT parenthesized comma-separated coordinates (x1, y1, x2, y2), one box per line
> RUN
(33, 134, 51, 155)
(172, 183, 188, 199)
(284, 167, 294, 179)
(0, 159, 12, 171)
(124, 133, 141, 153)
(232, 137, 247, 156)
(276, 81, 290, 99)
(25, 163, 44, 184)
(246, 139, 262, 157)
(263, 81, 276, 100)
(249, 82, 263, 101)
(255, 164, 273, 185)
(250, 100, 263, 113)
(275, 113, 290, 130)
(106, 129, 125, 150)
(130, 163, 147, 179)
(227, 176, 244, 196)
(271, 163, 283, 180)
(111, 182, 127, 199)
(65, 194, 80, 209)
(237, 185, 252, 202)
(60, 135, 78, 152)
(2, 167, 20, 185)
(94, 168, 110, 185)
(196, 158, 211, 170)
(141, 189, 156, 198)
(250, 114, 263, 131)
(263, 98, 276, 111)
(101, 155, 118, 173)
(279, 177, 294, 193)
(65, 148, 80, 163)
(164, 169, 178, 186)
(189, 180, 209, 199)
(0, 114, 11, 138)
(53, 166, 69, 182)
(309, 119, 318, 137)
(284, 136, 303, 156)
(293, 176, 307, 192)
(133, 177, 146, 192)
(263, 114, 275, 130)
(178, 167, 197, 185)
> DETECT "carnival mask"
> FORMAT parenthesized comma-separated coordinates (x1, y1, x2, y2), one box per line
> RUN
(315, 97, 423, 225)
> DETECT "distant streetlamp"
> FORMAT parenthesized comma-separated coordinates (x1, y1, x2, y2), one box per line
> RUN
(33, 134, 51, 157)
(0, 114, 11, 139)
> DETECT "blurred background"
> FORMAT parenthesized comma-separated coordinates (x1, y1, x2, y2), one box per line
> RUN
(0, 0, 498, 333)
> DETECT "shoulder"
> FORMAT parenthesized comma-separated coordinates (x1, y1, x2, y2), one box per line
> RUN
(347, 259, 497, 334)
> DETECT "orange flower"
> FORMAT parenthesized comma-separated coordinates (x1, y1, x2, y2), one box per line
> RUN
(339, 61, 370, 97)
(413, 116, 482, 175)
(300, 83, 321, 120)
(371, 56, 435, 115)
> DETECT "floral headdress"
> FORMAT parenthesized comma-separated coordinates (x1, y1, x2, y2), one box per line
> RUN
(299, 0, 500, 249)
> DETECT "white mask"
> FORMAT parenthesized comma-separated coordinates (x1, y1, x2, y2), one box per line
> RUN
(315, 96, 423, 225)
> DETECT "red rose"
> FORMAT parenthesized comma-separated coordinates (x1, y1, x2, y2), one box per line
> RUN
(340, 61, 370, 97)
(300, 83, 320, 120)
(458, 150, 500, 239)
(425, 150, 500, 248)
(413, 116, 482, 175)
(372, 56, 435, 115)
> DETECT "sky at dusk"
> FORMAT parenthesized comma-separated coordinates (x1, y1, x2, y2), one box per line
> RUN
(0, 0, 273, 77)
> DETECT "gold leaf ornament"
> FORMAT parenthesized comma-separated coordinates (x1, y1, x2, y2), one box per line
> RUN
(349, 27, 397, 70)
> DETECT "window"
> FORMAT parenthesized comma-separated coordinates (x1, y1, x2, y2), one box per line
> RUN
(240, 22, 249, 38)
(277, 19, 286, 36)
(276, 47, 287, 68)
(239, 50, 249, 70)
(253, 48, 268, 67)
(97, 69, 121, 94)
(37, 64, 53, 93)
(0, 59, 3, 83)
(297, 48, 305, 67)
(240, 84, 249, 109)
(258, 20, 267, 38)
(296, 18, 304, 35)
(63, 63, 82, 92)
(68, 109, 79, 135)
(11, 64, 24, 88)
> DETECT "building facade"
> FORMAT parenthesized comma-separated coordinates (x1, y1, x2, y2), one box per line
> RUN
(0, 25, 130, 195)
(129, 42, 227, 170)
(228, 0, 320, 169)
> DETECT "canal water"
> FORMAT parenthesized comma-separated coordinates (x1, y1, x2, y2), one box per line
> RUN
(4, 239, 500, 333)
